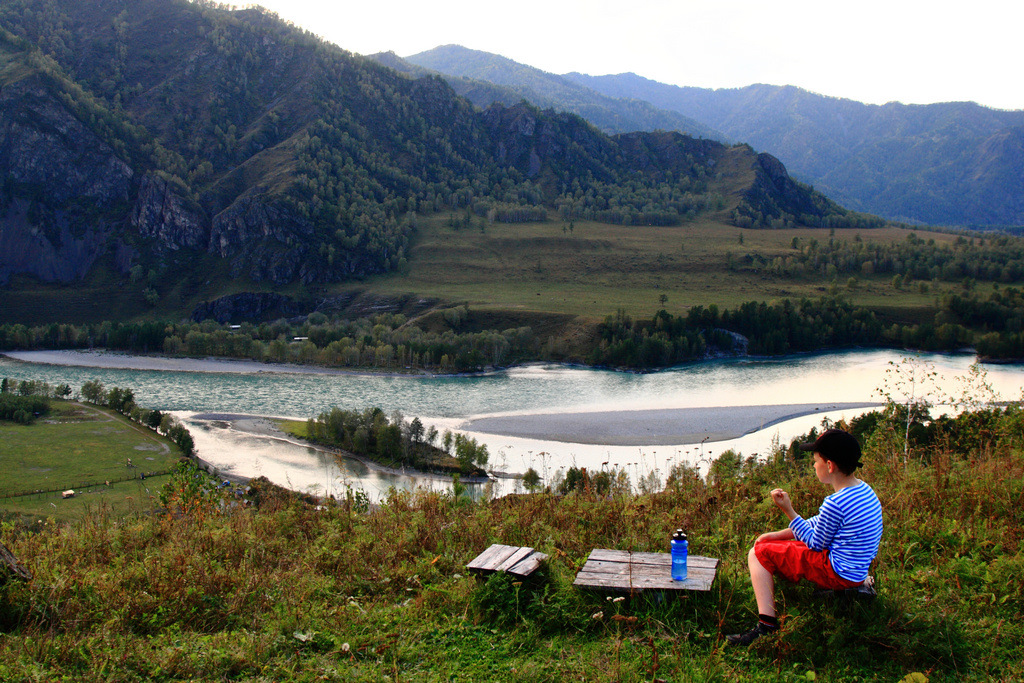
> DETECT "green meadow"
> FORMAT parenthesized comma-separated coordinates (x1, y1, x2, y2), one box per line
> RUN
(0, 402, 178, 523)
(356, 216, 954, 322)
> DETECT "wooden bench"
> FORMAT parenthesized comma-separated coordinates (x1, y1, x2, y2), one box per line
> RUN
(573, 549, 719, 593)
(466, 544, 548, 577)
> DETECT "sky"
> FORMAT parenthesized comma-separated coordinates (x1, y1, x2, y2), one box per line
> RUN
(246, 0, 1023, 111)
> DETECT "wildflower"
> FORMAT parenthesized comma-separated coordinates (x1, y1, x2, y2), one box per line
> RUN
(341, 642, 350, 653)
(592, 611, 604, 620)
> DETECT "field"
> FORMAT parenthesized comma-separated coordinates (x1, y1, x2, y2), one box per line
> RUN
(349, 216, 954, 322)
(2, 216, 959, 329)
(0, 401, 180, 523)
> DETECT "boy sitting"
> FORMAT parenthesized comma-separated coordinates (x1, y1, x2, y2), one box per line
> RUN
(727, 428, 883, 646)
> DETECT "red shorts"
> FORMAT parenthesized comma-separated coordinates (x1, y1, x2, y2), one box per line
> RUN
(754, 539, 863, 590)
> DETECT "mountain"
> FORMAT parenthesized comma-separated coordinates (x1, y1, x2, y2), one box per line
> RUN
(401, 45, 725, 142)
(0, 0, 860, 319)
(395, 45, 1024, 227)
(565, 74, 1024, 227)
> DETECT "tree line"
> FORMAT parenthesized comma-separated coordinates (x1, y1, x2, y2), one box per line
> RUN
(588, 289, 1024, 368)
(303, 406, 488, 475)
(0, 311, 539, 373)
(4, 287, 1024, 371)
(737, 231, 1024, 284)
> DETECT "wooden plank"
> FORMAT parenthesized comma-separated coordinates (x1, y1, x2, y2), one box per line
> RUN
(574, 572, 717, 592)
(573, 574, 716, 592)
(574, 566, 718, 584)
(507, 551, 548, 577)
(466, 544, 519, 572)
(495, 546, 535, 573)
(466, 544, 548, 577)
(578, 563, 717, 580)
(586, 549, 719, 569)
(581, 558, 719, 573)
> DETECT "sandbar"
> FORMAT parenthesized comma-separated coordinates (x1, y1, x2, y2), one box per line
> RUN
(462, 402, 880, 446)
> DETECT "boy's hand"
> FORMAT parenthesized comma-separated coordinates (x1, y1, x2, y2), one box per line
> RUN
(770, 488, 797, 519)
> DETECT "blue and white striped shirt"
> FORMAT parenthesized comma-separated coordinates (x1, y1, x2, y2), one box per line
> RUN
(789, 481, 883, 582)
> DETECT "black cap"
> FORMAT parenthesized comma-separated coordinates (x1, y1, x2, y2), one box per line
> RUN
(799, 429, 862, 472)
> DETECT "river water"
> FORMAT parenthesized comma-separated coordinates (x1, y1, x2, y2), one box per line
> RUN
(2, 349, 1021, 501)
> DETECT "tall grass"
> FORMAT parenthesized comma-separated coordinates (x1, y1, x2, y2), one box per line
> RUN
(1, 405, 1023, 681)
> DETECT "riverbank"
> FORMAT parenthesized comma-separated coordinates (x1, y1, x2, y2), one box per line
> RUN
(1, 349, 400, 377)
(187, 413, 492, 484)
(461, 402, 882, 446)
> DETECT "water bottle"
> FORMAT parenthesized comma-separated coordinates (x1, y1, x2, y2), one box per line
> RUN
(671, 529, 688, 581)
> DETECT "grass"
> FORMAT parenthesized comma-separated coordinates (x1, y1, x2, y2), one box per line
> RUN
(1, 212, 959, 330)
(0, 402, 179, 523)
(349, 216, 956, 323)
(274, 418, 308, 438)
(1, 406, 1022, 681)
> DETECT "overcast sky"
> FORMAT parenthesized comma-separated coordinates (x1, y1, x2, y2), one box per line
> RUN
(247, 0, 1022, 111)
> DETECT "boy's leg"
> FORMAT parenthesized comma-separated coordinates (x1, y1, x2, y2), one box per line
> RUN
(726, 545, 781, 645)
(748, 545, 777, 617)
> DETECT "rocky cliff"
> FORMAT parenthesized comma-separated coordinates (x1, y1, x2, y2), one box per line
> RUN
(0, 76, 132, 284)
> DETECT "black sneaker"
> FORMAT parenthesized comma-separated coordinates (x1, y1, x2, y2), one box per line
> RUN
(812, 576, 877, 603)
(852, 578, 877, 601)
(725, 621, 778, 646)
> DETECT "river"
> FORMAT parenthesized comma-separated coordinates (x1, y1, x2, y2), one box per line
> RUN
(2, 349, 1021, 501)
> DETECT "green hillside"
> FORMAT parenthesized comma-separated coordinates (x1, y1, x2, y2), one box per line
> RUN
(2, 396, 1023, 680)
(0, 0, 863, 325)
(566, 74, 1024, 227)
(394, 44, 1024, 227)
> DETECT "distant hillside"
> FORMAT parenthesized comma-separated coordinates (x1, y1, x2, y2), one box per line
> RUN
(565, 73, 1024, 227)
(401, 45, 725, 142)
(0, 0, 858, 320)
(393, 44, 1024, 227)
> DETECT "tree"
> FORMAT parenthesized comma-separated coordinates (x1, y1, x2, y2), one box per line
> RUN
(522, 467, 541, 491)
(453, 434, 488, 470)
(875, 356, 944, 463)
(106, 387, 135, 414)
(408, 417, 425, 445)
(81, 380, 105, 404)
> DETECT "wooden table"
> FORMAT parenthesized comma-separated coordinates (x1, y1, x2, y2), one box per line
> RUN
(573, 549, 719, 593)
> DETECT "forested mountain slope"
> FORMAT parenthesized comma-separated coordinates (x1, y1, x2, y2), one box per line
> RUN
(0, 0, 854, 307)
(566, 73, 1024, 227)
(399, 44, 1024, 227)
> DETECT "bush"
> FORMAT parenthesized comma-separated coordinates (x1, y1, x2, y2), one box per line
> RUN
(0, 394, 48, 423)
